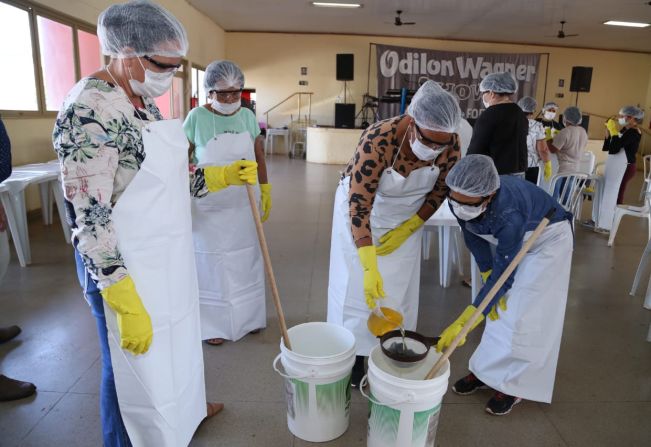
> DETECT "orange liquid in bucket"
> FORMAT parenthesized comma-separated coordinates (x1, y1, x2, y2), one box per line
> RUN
(367, 307, 404, 337)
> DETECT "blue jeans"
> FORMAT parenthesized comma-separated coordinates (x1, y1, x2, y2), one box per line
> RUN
(74, 250, 132, 447)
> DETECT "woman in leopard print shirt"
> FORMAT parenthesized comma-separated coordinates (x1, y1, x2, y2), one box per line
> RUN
(327, 81, 462, 385)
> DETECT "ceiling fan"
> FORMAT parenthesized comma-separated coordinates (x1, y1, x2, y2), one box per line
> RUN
(391, 10, 415, 26)
(547, 20, 579, 38)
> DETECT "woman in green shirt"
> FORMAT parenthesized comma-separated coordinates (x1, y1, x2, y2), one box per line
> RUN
(183, 60, 270, 346)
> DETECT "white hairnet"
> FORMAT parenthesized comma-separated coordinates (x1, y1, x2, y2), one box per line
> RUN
(620, 105, 644, 123)
(204, 60, 245, 91)
(517, 96, 537, 114)
(98, 0, 188, 58)
(563, 106, 582, 125)
(543, 102, 559, 111)
(407, 80, 461, 132)
(479, 72, 517, 94)
(445, 154, 500, 197)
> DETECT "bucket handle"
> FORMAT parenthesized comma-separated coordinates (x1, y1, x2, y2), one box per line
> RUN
(358, 375, 417, 406)
(272, 353, 317, 380)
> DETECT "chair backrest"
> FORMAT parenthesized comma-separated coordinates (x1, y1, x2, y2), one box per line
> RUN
(644, 155, 651, 180)
(549, 172, 590, 217)
(577, 151, 596, 174)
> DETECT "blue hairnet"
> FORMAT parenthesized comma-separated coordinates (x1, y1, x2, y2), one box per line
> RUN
(445, 154, 500, 197)
(479, 72, 517, 94)
(98, 0, 188, 58)
(543, 102, 559, 111)
(407, 80, 461, 132)
(620, 105, 644, 123)
(517, 96, 537, 114)
(563, 106, 582, 126)
(204, 60, 245, 91)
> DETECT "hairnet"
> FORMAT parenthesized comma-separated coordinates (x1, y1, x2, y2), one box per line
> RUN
(445, 154, 500, 197)
(98, 0, 188, 58)
(543, 102, 559, 111)
(479, 72, 517, 94)
(406, 80, 461, 132)
(204, 60, 245, 91)
(620, 105, 644, 123)
(563, 106, 582, 125)
(517, 96, 537, 114)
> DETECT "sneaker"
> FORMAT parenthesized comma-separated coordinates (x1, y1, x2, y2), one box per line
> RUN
(0, 375, 36, 401)
(594, 227, 610, 235)
(580, 219, 596, 229)
(485, 392, 522, 416)
(350, 356, 365, 389)
(452, 373, 488, 395)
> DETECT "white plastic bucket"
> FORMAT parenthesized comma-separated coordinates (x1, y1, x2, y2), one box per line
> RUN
(273, 322, 356, 442)
(361, 344, 450, 447)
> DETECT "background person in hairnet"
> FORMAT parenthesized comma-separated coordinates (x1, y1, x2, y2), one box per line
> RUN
(437, 154, 573, 416)
(467, 72, 528, 176)
(183, 60, 268, 346)
(327, 81, 461, 387)
(547, 106, 588, 199)
(517, 96, 551, 184)
(537, 101, 565, 139)
(52, 2, 231, 445)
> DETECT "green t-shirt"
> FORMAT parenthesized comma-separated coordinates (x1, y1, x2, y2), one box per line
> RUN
(183, 106, 261, 162)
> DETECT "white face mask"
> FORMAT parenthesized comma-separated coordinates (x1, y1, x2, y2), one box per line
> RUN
(211, 99, 241, 115)
(128, 57, 175, 98)
(409, 126, 445, 161)
(450, 200, 486, 221)
(618, 117, 628, 126)
(543, 111, 556, 120)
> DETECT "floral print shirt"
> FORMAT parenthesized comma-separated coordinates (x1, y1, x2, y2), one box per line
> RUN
(52, 77, 203, 289)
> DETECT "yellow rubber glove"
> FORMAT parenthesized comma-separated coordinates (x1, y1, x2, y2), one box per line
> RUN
(544, 127, 553, 141)
(204, 160, 258, 192)
(260, 183, 272, 222)
(606, 119, 620, 137)
(358, 245, 386, 309)
(487, 296, 508, 321)
(436, 305, 484, 352)
(100, 276, 153, 355)
(543, 160, 553, 181)
(377, 214, 425, 256)
(480, 270, 491, 283)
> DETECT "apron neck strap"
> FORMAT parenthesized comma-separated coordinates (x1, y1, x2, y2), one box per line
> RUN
(391, 124, 410, 170)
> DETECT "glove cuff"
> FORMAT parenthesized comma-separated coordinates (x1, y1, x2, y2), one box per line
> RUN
(204, 166, 229, 192)
(260, 183, 272, 193)
(460, 305, 484, 330)
(100, 275, 146, 315)
(357, 245, 378, 272)
(406, 214, 425, 232)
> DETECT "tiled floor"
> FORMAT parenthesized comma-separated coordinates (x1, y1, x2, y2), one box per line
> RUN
(1, 155, 650, 446)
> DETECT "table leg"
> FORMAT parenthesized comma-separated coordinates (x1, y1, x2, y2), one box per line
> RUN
(440, 226, 451, 288)
(422, 230, 431, 261)
(38, 182, 53, 225)
(51, 180, 71, 244)
(0, 191, 29, 267)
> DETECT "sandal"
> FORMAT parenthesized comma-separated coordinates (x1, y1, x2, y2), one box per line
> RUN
(249, 329, 262, 334)
(205, 338, 224, 346)
(205, 402, 224, 419)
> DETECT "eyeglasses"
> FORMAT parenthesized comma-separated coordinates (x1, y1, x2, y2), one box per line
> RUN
(143, 55, 181, 72)
(446, 190, 488, 207)
(414, 123, 453, 149)
(210, 89, 243, 101)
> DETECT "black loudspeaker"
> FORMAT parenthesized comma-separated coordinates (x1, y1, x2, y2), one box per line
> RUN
(335, 103, 355, 128)
(580, 114, 590, 133)
(336, 54, 354, 81)
(570, 66, 593, 92)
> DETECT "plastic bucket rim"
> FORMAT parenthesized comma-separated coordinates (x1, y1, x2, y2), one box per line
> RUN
(280, 322, 356, 360)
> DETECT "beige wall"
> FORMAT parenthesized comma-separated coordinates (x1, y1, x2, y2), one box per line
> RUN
(3, 0, 225, 210)
(226, 32, 651, 155)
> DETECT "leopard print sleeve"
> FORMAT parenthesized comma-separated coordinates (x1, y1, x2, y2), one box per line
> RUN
(421, 134, 461, 217)
(346, 118, 398, 246)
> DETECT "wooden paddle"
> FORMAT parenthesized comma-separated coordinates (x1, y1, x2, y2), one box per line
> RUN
(245, 183, 292, 350)
(424, 209, 557, 380)
(583, 110, 651, 137)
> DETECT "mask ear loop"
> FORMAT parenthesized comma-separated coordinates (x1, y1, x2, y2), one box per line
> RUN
(106, 59, 148, 132)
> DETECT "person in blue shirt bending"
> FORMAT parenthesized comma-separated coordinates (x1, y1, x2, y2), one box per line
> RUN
(436, 154, 573, 416)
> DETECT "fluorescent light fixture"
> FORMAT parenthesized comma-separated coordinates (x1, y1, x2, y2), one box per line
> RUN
(311, 2, 363, 8)
(603, 20, 650, 28)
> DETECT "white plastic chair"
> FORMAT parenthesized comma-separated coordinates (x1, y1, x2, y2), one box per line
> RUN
(608, 192, 651, 247)
(549, 172, 589, 221)
(577, 151, 596, 175)
(628, 233, 651, 342)
(639, 155, 651, 201)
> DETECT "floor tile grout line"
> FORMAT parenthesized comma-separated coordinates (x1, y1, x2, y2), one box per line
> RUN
(538, 402, 571, 447)
(19, 355, 100, 443)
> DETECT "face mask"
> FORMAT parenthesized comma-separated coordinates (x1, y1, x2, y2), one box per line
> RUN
(409, 127, 444, 161)
(450, 200, 486, 221)
(618, 117, 628, 126)
(211, 99, 241, 115)
(543, 111, 556, 120)
(127, 57, 175, 98)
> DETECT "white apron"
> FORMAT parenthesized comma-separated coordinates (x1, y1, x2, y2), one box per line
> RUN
(594, 150, 627, 230)
(327, 161, 439, 356)
(191, 132, 266, 341)
(469, 220, 573, 403)
(107, 119, 206, 446)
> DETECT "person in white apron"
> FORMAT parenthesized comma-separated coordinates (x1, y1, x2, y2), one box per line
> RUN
(184, 60, 270, 346)
(327, 81, 462, 387)
(52, 3, 255, 445)
(436, 155, 573, 416)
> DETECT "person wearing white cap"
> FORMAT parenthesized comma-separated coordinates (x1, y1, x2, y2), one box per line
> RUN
(327, 80, 462, 386)
(517, 96, 551, 184)
(467, 72, 528, 176)
(437, 154, 573, 416)
(537, 101, 565, 140)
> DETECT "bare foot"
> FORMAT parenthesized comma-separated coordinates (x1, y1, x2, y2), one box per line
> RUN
(205, 338, 224, 346)
(206, 402, 224, 419)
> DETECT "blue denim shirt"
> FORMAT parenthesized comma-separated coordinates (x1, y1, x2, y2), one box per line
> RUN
(453, 175, 572, 314)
